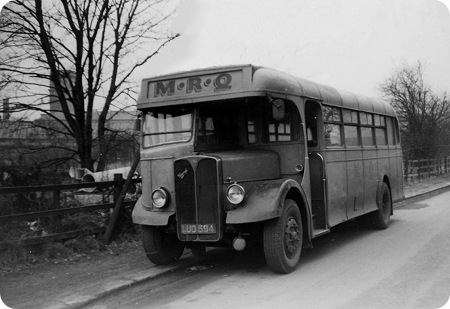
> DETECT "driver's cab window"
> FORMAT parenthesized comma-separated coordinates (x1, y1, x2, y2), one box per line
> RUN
(196, 102, 240, 148)
(261, 100, 300, 143)
(197, 116, 217, 145)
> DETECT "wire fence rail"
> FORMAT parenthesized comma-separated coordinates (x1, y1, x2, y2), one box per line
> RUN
(0, 174, 141, 250)
(404, 156, 450, 183)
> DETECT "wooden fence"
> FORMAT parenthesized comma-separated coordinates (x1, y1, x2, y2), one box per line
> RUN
(0, 174, 141, 249)
(2, 157, 448, 249)
(404, 156, 450, 183)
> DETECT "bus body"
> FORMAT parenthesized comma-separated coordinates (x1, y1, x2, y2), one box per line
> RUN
(132, 64, 404, 273)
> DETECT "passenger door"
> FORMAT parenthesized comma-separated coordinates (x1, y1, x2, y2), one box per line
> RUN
(305, 101, 328, 233)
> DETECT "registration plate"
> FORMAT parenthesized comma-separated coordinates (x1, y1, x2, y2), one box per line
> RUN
(181, 224, 216, 234)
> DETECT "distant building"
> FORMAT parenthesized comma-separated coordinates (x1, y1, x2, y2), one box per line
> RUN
(0, 73, 139, 169)
(44, 70, 138, 135)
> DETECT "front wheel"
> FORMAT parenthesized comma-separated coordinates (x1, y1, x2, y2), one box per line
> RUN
(370, 182, 392, 229)
(263, 199, 303, 274)
(141, 225, 185, 265)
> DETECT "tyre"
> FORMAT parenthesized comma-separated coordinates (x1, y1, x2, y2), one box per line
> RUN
(370, 182, 392, 229)
(263, 199, 303, 274)
(141, 225, 185, 265)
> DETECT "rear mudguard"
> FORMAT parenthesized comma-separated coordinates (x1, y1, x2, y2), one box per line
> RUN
(376, 176, 394, 216)
(131, 196, 174, 226)
(226, 178, 311, 225)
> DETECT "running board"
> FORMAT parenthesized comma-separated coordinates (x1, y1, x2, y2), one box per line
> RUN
(312, 228, 330, 238)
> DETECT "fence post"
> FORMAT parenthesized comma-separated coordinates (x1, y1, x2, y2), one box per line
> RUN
(113, 174, 124, 204)
(428, 159, 431, 178)
(104, 152, 140, 244)
(52, 189, 60, 209)
(417, 160, 422, 180)
(404, 159, 409, 183)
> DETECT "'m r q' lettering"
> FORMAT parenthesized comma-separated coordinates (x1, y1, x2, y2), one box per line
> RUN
(154, 73, 233, 97)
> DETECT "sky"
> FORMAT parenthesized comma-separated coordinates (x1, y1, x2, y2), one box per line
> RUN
(137, 0, 450, 99)
(1, 0, 450, 101)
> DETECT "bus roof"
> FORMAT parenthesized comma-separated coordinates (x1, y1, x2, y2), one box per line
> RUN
(137, 64, 395, 116)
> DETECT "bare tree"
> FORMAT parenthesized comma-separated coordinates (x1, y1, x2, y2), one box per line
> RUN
(0, 0, 179, 171)
(381, 62, 449, 160)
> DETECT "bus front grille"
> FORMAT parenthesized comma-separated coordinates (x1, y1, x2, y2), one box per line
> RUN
(175, 157, 222, 241)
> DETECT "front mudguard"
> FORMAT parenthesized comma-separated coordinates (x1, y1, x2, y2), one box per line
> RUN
(225, 179, 308, 224)
(131, 196, 174, 226)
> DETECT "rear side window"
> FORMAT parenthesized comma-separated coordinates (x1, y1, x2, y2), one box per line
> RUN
(374, 115, 387, 146)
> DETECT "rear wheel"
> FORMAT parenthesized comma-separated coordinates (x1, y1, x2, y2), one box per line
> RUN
(370, 182, 392, 229)
(263, 199, 303, 274)
(142, 225, 185, 265)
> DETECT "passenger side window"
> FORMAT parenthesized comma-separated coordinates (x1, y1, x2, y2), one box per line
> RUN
(323, 106, 343, 147)
(374, 115, 387, 146)
(344, 125, 359, 146)
(322, 106, 396, 148)
(343, 109, 360, 146)
(360, 112, 374, 146)
(386, 117, 396, 145)
(361, 127, 375, 146)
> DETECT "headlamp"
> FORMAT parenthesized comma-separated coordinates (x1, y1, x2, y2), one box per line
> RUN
(226, 184, 245, 205)
(152, 188, 169, 208)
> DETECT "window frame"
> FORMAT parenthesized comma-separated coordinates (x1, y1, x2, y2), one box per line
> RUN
(323, 105, 344, 147)
(322, 104, 395, 149)
(260, 100, 301, 144)
(142, 106, 194, 148)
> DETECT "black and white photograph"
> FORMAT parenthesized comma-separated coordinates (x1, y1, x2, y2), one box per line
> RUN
(1, 0, 450, 308)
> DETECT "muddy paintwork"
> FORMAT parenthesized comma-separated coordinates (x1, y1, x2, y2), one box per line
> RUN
(214, 149, 280, 183)
(225, 178, 310, 224)
(132, 64, 404, 246)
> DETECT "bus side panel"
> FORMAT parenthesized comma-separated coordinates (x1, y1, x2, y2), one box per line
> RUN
(346, 149, 365, 219)
(225, 179, 305, 224)
(377, 147, 391, 189)
(325, 150, 348, 227)
(390, 147, 404, 203)
(251, 143, 304, 176)
(363, 148, 379, 213)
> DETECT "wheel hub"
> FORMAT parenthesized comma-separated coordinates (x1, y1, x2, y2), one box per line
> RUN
(284, 216, 300, 256)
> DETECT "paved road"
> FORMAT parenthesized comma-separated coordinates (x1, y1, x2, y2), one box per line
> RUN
(84, 191, 450, 309)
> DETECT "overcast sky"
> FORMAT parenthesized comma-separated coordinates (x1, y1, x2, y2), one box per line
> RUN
(139, 0, 450, 99)
(1, 0, 449, 101)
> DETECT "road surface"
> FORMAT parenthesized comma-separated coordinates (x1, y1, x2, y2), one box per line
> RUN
(84, 190, 450, 309)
